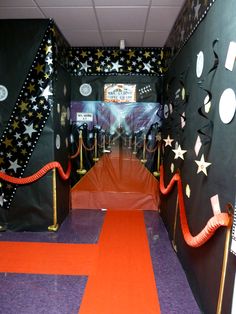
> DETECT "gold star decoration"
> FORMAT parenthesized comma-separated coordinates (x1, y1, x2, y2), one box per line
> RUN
(37, 112, 43, 119)
(6, 184, 13, 190)
(44, 45, 52, 54)
(80, 50, 88, 58)
(3, 137, 13, 148)
(27, 83, 35, 93)
(19, 101, 28, 111)
(96, 66, 101, 72)
(35, 63, 44, 74)
(144, 51, 151, 58)
(0, 157, 4, 165)
(127, 50, 135, 59)
(112, 50, 119, 58)
(172, 144, 187, 160)
(195, 154, 211, 176)
(95, 49, 104, 58)
(44, 73, 50, 79)
(12, 120, 19, 130)
(21, 149, 27, 155)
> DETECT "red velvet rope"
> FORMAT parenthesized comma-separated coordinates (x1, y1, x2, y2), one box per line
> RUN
(82, 138, 95, 151)
(159, 165, 231, 248)
(0, 161, 71, 185)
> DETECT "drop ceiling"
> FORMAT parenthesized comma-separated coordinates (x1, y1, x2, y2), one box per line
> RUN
(0, 0, 185, 47)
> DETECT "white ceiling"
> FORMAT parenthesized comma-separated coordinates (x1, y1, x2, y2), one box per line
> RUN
(0, 0, 185, 47)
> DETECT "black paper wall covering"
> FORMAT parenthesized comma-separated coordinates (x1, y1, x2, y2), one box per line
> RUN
(162, 0, 236, 313)
(0, 20, 71, 231)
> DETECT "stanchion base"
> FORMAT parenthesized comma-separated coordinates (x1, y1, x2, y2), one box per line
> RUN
(0, 225, 6, 232)
(141, 159, 147, 164)
(153, 171, 160, 177)
(77, 169, 87, 175)
(171, 240, 177, 252)
(93, 157, 99, 162)
(48, 224, 59, 232)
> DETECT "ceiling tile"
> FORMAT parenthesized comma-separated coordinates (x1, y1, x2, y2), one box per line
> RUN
(143, 31, 168, 47)
(0, 0, 35, 6)
(147, 6, 181, 32)
(102, 31, 143, 47)
(0, 7, 44, 18)
(35, 0, 93, 6)
(151, 0, 185, 6)
(94, 0, 149, 5)
(40, 7, 98, 29)
(61, 30, 103, 47)
(96, 7, 149, 30)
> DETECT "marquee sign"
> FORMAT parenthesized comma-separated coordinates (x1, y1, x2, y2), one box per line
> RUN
(104, 84, 136, 103)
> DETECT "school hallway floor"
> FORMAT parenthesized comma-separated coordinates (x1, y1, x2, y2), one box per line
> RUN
(0, 151, 201, 314)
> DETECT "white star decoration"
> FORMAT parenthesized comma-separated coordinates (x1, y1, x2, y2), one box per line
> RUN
(163, 135, 174, 147)
(8, 159, 21, 173)
(111, 61, 123, 72)
(40, 85, 53, 100)
(24, 123, 37, 138)
(143, 62, 153, 72)
(172, 145, 187, 160)
(195, 154, 211, 176)
(80, 61, 91, 72)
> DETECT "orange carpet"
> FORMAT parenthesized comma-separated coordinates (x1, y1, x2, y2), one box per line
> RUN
(72, 150, 159, 210)
(79, 210, 160, 314)
(0, 210, 161, 314)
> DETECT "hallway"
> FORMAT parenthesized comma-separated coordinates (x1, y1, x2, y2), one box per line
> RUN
(0, 150, 200, 314)
(0, 209, 200, 313)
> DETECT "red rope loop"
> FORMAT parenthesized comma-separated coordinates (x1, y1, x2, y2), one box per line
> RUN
(82, 138, 95, 151)
(70, 143, 80, 159)
(145, 143, 158, 153)
(0, 160, 71, 185)
(159, 165, 231, 248)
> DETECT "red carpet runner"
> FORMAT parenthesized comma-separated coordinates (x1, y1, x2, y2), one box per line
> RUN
(0, 211, 161, 314)
(79, 210, 161, 314)
(72, 150, 159, 210)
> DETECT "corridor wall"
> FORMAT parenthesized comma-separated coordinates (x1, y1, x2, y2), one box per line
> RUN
(162, 0, 236, 313)
(0, 20, 71, 231)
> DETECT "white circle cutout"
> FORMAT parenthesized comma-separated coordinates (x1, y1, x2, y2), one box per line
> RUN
(164, 104, 169, 119)
(196, 51, 204, 78)
(219, 88, 236, 124)
(80, 83, 92, 97)
(56, 134, 61, 149)
(0, 85, 8, 101)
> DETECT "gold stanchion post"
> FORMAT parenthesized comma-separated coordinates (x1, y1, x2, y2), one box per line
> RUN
(132, 135, 137, 155)
(216, 204, 233, 314)
(171, 194, 179, 252)
(153, 141, 161, 177)
(77, 130, 87, 175)
(141, 134, 147, 164)
(93, 132, 99, 161)
(48, 168, 59, 231)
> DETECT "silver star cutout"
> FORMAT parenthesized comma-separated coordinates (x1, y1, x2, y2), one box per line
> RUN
(40, 85, 53, 100)
(24, 123, 37, 138)
(164, 135, 174, 147)
(172, 145, 187, 160)
(111, 61, 123, 72)
(8, 159, 21, 173)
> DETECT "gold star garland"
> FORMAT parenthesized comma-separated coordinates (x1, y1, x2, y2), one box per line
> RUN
(69, 47, 165, 76)
(0, 21, 55, 209)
